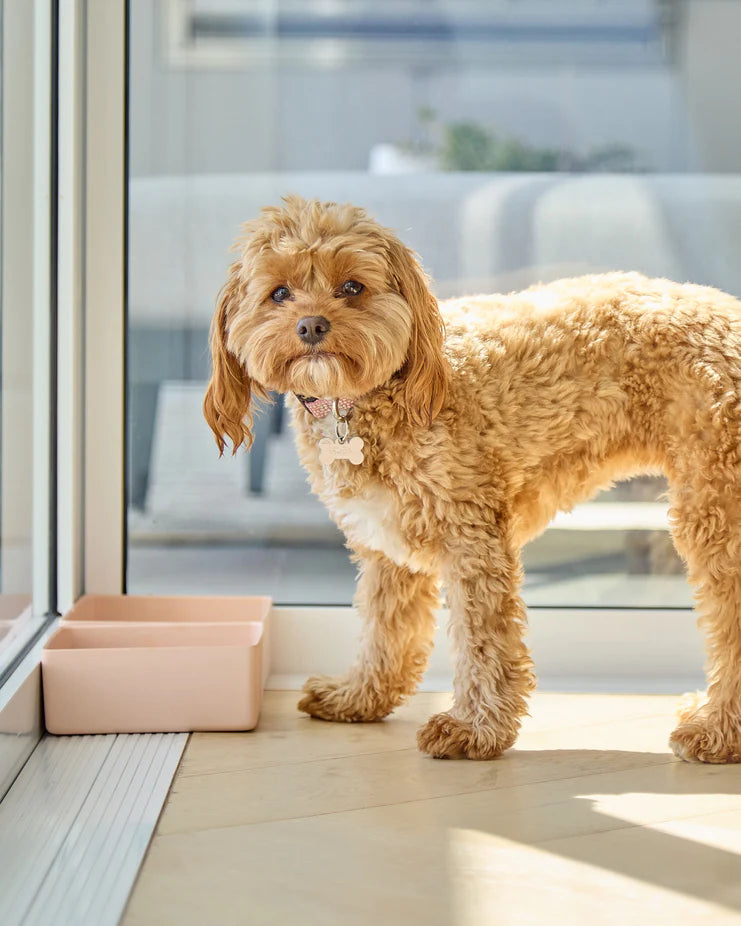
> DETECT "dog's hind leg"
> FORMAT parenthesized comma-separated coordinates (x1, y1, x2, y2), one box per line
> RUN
(668, 476, 741, 762)
(297, 551, 439, 722)
(417, 528, 536, 759)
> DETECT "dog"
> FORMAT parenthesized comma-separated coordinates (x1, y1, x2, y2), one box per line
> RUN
(204, 194, 741, 763)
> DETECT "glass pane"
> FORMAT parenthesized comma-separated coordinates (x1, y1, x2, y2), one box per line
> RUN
(0, 1, 49, 668)
(127, 0, 741, 608)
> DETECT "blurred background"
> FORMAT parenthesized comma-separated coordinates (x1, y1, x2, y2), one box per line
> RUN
(126, 0, 741, 606)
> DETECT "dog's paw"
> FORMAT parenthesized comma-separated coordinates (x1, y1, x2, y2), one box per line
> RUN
(675, 689, 708, 725)
(297, 674, 393, 723)
(669, 713, 741, 764)
(416, 712, 514, 760)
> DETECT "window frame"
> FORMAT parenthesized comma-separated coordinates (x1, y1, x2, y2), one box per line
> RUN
(82, 0, 127, 595)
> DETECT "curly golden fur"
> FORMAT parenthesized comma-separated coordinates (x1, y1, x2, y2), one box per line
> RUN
(204, 194, 741, 763)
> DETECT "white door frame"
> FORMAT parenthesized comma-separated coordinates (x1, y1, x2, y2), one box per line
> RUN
(81, 0, 127, 596)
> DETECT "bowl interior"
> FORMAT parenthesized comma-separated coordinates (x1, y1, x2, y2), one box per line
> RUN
(45, 621, 264, 651)
(63, 594, 271, 624)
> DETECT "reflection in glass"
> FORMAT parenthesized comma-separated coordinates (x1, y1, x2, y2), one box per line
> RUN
(0, 1, 46, 669)
(127, 1, 741, 606)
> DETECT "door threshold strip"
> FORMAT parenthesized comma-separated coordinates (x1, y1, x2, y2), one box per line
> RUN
(0, 731, 187, 925)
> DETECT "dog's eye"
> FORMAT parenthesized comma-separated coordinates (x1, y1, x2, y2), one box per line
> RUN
(270, 286, 292, 304)
(340, 280, 364, 297)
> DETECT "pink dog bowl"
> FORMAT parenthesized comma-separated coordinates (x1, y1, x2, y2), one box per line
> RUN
(42, 595, 271, 734)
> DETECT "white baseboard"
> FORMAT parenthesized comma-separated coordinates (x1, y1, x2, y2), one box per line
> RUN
(266, 606, 706, 694)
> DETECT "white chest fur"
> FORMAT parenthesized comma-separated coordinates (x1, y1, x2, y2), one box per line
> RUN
(328, 484, 427, 572)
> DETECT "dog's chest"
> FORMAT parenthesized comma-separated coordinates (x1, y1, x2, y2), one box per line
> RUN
(299, 413, 433, 571)
(325, 481, 427, 572)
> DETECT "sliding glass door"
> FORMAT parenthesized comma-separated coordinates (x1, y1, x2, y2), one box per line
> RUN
(0, 0, 55, 674)
(125, 1, 741, 609)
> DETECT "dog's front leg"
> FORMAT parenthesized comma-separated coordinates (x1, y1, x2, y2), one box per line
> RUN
(298, 551, 439, 722)
(417, 532, 535, 759)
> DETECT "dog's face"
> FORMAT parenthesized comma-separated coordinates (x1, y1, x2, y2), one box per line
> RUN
(204, 196, 448, 453)
(226, 205, 413, 399)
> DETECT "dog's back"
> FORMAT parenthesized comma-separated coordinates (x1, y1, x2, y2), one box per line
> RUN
(436, 271, 741, 542)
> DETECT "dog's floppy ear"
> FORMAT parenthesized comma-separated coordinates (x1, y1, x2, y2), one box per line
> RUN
(385, 238, 449, 427)
(203, 262, 264, 454)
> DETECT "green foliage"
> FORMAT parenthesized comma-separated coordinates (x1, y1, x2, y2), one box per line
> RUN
(440, 121, 562, 172)
(404, 110, 644, 173)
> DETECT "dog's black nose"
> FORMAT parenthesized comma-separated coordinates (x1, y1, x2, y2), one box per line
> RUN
(296, 315, 331, 345)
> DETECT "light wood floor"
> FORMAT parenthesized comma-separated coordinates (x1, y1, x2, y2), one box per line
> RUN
(123, 691, 741, 925)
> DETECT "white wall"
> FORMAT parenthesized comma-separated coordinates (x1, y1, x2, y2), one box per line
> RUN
(679, 1, 741, 172)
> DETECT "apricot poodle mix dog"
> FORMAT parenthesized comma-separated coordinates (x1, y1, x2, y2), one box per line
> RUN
(204, 195, 741, 764)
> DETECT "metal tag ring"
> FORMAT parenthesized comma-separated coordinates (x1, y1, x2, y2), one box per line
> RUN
(332, 399, 349, 421)
(335, 417, 349, 443)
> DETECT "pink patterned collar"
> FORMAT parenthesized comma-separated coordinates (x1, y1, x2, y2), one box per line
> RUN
(295, 394, 355, 419)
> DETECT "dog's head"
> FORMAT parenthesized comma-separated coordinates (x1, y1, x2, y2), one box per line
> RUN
(203, 195, 449, 453)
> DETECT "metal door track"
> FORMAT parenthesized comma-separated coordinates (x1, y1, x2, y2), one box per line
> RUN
(0, 732, 187, 925)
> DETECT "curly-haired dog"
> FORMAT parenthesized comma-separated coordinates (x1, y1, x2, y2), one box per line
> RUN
(204, 195, 741, 763)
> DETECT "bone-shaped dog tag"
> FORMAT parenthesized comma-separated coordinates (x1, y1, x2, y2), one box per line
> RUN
(318, 436, 364, 465)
